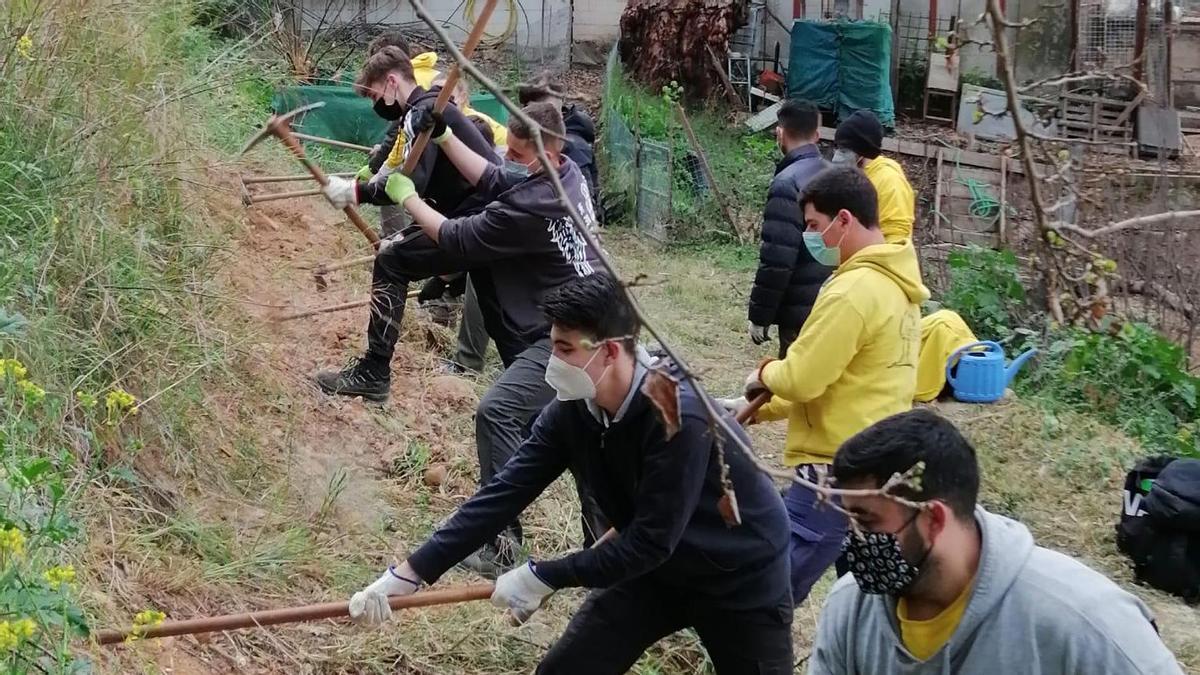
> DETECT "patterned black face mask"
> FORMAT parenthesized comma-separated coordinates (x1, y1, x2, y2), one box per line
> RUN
(842, 531, 922, 595)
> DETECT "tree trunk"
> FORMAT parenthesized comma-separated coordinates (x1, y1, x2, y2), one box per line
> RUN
(619, 0, 750, 100)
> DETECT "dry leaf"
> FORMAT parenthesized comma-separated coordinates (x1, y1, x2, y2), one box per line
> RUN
(718, 491, 742, 527)
(641, 367, 682, 440)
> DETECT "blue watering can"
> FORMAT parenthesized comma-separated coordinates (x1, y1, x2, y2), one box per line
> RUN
(945, 341, 1038, 404)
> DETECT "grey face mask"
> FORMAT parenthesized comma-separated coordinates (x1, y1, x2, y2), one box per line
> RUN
(831, 148, 861, 166)
(503, 159, 532, 183)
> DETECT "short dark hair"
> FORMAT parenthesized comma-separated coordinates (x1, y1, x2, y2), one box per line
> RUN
(778, 99, 819, 138)
(508, 101, 566, 151)
(833, 409, 980, 521)
(367, 31, 411, 58)
(518, 70, 566, 105)
(468, 115, 495, 148)
(799, 167, 879, 228)
(355, 46, 415, 93)
(543, 273, 639, 354)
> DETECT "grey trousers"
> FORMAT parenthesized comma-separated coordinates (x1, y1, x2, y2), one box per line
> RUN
(477, 337, 608, 545)
(380, 204, 408, 239)
(454, 277, 492, 373)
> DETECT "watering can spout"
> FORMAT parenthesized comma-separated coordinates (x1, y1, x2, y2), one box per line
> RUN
(1005, 348, 1038, 384)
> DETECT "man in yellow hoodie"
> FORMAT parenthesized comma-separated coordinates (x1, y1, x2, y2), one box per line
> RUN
(737, 166, 929, 606)
(832, 110, 915, 244)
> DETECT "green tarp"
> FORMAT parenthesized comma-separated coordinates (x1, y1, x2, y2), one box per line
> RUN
(270, 84, 512, 148)
(787, 20, 895, 128)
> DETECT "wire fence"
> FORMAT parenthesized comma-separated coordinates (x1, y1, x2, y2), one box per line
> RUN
(599, 45, 737, 242)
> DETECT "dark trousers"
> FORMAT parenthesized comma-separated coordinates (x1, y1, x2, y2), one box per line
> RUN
(785, 464, 849, 605)
(476, 338, 607, 545)
(365, 228, 464, 364)
(777, 324, 801, 360)
(538, 577, 793, 675)
(453, 275, 491, 372)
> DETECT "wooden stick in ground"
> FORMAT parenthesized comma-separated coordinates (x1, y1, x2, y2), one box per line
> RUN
(292, 132, 374, 153)
(398, 0, 499, 177)
(590, 391, 770, 545)
(243, 172, 355, 185)
(705, 45, 746, 110)
(675, 103, 744, 243)
(94, 584, 494, 645)
(275, 290, 419, 322)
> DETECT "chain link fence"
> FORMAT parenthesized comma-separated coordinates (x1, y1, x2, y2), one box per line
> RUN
(599, 45, 740, 242)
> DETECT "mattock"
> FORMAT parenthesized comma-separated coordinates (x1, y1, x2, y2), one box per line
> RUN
(239, 101, 381, 248)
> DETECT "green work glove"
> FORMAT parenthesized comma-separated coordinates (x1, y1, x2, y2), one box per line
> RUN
(355, 165, 373, 181)
(384, 173, 417, 205)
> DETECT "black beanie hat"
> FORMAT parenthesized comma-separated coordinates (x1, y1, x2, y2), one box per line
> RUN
(834, 110, 883, 159)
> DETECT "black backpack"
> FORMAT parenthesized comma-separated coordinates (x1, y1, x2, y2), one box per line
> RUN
(1116, 456, 1200, 604)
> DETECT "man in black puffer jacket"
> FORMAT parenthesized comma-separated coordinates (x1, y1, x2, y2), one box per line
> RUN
(748, 100, 831, 358)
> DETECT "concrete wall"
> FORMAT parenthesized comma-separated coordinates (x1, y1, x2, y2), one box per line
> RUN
(1174, 19, 1200, 107)
(573, 0, 627, 41)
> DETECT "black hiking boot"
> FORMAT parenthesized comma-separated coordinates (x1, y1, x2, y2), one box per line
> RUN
(458, 531, 520, 580)
(313, 357, 390, 402)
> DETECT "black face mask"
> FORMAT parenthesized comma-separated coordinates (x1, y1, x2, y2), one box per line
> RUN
(374, 98, 405, 121)
(842, 510, 933, 595)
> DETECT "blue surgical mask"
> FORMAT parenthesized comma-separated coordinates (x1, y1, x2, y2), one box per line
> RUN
(803, 219, 846, 267)
(503, 159, 533, 183)
(831, 148, 861, 166)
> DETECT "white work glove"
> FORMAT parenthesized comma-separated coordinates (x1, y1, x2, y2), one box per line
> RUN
(717, 396, 750, 418)
(749, 322, 770, 345)
(491, 561, 555, 625)
(348, 564, 422, 626)
(322, 175, 359, 209)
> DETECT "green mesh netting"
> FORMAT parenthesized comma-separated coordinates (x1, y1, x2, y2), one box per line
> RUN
(787, 20, 895, 128)
(270, 84, 511, 148)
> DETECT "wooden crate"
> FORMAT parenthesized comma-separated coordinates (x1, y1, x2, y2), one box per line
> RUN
(1058, 92, 1137, 156)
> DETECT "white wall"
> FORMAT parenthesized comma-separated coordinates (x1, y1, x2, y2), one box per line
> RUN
(574, 0, 627, 41)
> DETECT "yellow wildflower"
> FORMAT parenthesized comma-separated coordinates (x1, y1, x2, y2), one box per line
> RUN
(17, 380, 45, 404)
(0, 528, 25, 558)
(0, 622, 16, 651)
(12, 619, 34, 640)
(0, 359, 26, 382)
(104, 388, 137, 425)
(43, 564, 76, 587)
(76, 391, 97, 409)
(15, 34, 33, 61)
(132, 609, 165, 627)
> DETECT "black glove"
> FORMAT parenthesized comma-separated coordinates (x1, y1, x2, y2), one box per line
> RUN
(409, 102, 447, 139)
(418, 277, 448, 304)
(445, 274, 468, 299)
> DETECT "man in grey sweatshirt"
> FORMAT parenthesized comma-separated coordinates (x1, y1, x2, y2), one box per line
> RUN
(809, 409, 1182, 675)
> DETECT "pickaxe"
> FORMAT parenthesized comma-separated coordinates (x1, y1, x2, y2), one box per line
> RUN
(273, 289, 420, 322)
(242, 172, 356, 185)
(239, 102, 381, 247)
(292, 132, 374, 154)
(240, 186, 324, 207)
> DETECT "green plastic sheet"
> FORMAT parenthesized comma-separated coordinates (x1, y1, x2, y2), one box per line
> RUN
(787, 20, 895, 128)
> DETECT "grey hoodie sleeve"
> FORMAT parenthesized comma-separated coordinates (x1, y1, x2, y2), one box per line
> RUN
(807, 582, 855, 675)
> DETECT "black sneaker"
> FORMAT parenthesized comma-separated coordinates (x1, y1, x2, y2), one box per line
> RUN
(457, 533, 519, 580)
(313, 358, 390, 402)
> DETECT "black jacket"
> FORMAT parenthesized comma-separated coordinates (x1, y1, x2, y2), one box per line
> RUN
(358, 87, 498, 217)
(562, 104, 599, 207)
(748, 144, 831, 329)
(437, 158, 601, 358)
(407, 363, 791, 610)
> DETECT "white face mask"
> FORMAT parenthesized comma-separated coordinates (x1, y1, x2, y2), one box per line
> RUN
(545, 348, 609, 401)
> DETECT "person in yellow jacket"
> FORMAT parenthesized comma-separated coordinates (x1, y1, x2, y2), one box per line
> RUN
(915, 309, 978, 402)
(832, 110, 915, 244)
(433, 75, 508, 149)
(734, 166, 929, 606)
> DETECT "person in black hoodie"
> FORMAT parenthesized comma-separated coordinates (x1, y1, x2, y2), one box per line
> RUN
(319, 66, 608, 574)
(748, 99, 831, 357)
(518, 72, 599, 214)
(346, 273, 794, 675)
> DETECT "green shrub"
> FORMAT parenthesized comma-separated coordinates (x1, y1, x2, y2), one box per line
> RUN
(945, 245, 1030, 343)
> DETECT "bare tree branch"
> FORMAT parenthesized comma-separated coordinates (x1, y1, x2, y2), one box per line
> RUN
(1057, 210, 1200, 238)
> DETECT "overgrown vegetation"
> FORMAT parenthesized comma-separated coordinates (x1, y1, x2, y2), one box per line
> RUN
(0, 0, 286, 668)
(944, 246, 1200, 459)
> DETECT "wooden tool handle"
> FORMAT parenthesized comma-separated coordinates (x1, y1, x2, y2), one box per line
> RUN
(400, 0, 499, 177)
(292, 132, 374, 153)
(95, 584, 493, 645)
(272, 120, 381, 247)
(737, 392, 771, 425)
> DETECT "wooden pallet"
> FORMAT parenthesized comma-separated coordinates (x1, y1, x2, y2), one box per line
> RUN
(931, 147, 1007, 249)
(1058, 92, 1137, 156)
